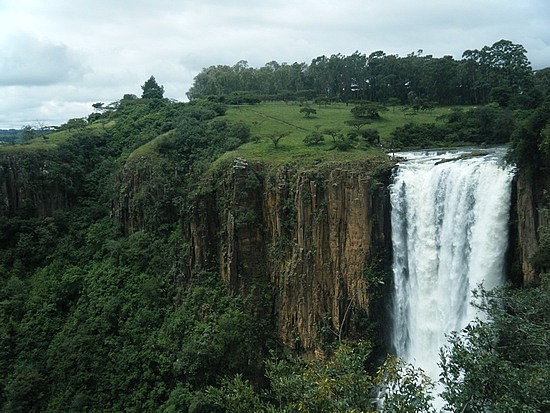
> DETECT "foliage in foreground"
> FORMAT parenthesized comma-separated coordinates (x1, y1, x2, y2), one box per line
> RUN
(178, 270, 550, 413)
(203, 341, 437, 413)
(439, 277, 550, 412)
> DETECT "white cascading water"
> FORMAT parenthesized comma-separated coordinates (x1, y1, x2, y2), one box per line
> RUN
(390, 148, 515, 389)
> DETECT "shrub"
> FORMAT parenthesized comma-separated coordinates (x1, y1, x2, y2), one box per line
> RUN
(303, 131, 325, 146)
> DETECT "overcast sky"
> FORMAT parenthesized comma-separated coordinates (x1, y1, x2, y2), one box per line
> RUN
(1, 0, 549, 129)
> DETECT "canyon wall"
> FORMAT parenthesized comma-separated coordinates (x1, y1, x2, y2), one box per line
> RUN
(114, 154, 394, 352)
(192, 159, 394, 351)
(0, 150, 70, 218)
(515, 166, 550, 285)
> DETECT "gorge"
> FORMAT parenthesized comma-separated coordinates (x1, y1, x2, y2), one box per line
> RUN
(0, 145, 544, 355)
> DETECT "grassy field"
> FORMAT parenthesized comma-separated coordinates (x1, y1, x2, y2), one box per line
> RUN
(219, 101, 464, 167)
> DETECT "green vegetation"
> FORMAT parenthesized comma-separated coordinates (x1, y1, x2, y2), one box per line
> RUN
(0, 96, 266, 412)
(439, 278, 550, 412)
(217, 100, 521, 167)
(141, 75, 165, 99)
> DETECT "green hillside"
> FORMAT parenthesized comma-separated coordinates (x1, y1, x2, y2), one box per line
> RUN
(224, 102, 454, 144)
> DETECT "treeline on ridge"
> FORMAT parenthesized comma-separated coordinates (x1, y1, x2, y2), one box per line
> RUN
(188, 39, 549, 109)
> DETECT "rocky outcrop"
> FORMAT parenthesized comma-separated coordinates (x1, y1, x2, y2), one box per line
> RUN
(515, 166, 550, 285)
(0, 150, 70, 218)
(189, 158, 394, 352)
(113, 154, 177, 235)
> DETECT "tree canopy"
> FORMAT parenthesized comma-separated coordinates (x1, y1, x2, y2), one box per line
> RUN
(187, 40, 540, 109)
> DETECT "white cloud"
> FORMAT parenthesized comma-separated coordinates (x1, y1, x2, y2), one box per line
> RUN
(0, 33, 87, 86)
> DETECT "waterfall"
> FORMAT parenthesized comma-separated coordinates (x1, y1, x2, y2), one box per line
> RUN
(390, 148, 515, 384)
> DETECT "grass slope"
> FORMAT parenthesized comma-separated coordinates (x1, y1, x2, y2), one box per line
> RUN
(1, 101, 465, 171)
(218, 101, 463, 167)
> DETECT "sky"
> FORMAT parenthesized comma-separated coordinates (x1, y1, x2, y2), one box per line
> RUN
(1, 0, 549, 129)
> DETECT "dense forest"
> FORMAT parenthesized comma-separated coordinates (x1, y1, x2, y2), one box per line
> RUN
(0, 40, 549, 412)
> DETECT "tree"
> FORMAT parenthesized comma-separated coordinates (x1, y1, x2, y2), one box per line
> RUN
(92, 102, 106, 112)
(58, 118, 88, 131)
(141, 76, 164, 99)
(264, 341, 375, 412)
(303, 131, 325, 146)
(375, 355, 436, 413)
(299, 107, 317, 118)
(20, 125, 35, 142)
(534, 67, 550, 97)
(345, 118, 371, 132)
(359, 128, 380, 145)
(439, 279, 550, 412)
(267, 131, 289, 148)
(322, 128, 344, 144)
(461, 40, 533, 105)
(484, 40, 533, 92)
(351, 102, 388, 119)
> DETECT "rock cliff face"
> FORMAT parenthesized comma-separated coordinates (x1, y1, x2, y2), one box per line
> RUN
(188, 159, 393, 352)
(0, 150, 70, 218)
(113, 154, 178, 236)
(515, 166, 550, 285)
(114, 153, 548, 351)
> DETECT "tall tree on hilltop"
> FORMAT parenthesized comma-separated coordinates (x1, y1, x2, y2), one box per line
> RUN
(141, 76, 164, 99)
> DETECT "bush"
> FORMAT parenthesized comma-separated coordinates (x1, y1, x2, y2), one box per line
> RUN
(351, 102, 388, 119)
(361, 128, 380, 145)
(303, 131, 325, 146)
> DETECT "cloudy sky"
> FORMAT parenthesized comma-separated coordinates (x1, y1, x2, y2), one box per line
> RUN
(1, 0, 549, 129)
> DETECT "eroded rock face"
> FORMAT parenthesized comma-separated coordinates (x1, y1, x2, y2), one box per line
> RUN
(265, 165, 392, 351)
(0, 151, 69, 218)
(113, 155, 179, 236)
(515, 167, 550, 285)
(108, 153, 550, 350)
(190, 160, 393, 352)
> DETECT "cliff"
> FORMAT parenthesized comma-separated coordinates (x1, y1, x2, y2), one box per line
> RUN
(0, 149, 70, 218)
(114, 152, 393, 351)
(4, 139, 546, 352)
(113, 149, 550, 351)
(156, 156, 393, 352)
(113, 153, 179, 236)
(515, 166, 550, 285)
